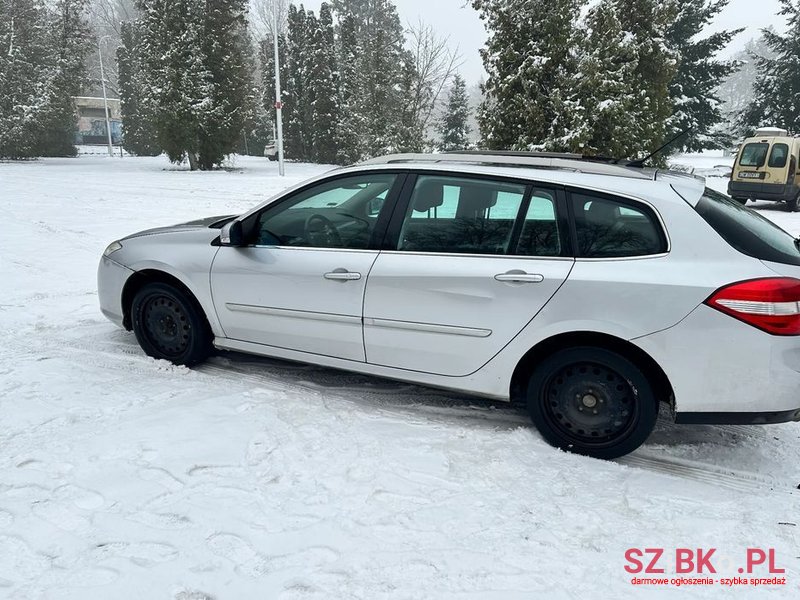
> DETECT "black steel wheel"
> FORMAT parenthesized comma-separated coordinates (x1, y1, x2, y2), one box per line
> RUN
(131, 282, 212, 366)
(526, 346, 658, 459)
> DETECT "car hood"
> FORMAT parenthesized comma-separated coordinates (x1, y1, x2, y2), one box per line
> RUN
(122, 215, 236, 240)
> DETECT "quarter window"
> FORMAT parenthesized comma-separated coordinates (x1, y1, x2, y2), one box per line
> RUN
(768, 143, 789, 168)
(398, 176, 528, 255)
(572, 193, 666, 258)
(254, 174, 397, 249)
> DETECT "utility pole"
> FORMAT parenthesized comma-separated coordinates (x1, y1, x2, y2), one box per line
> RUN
(98, 36, 114, 157)
(273, 8, 285, 176)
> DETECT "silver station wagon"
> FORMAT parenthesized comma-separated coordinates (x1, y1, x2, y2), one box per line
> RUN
(98, 152, 800, 458)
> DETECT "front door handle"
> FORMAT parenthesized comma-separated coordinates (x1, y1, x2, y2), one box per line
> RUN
(494, 271, 544, 284)
(324, 269, 362, 282)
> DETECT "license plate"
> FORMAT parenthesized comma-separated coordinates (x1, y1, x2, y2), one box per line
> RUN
(738, 171, 764, 179)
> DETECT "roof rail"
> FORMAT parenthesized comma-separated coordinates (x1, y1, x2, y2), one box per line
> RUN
(359, 152, 656, 180)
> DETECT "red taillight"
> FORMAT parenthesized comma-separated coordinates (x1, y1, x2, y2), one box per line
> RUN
(705, 278, 800, 335)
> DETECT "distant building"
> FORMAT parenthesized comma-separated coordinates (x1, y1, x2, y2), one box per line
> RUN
(73, 96, 123, 145)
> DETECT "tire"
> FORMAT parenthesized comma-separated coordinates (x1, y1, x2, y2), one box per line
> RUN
(526, 347, 658, 460)
(131, 282, 212, 366)
(786, 193, 799, 212)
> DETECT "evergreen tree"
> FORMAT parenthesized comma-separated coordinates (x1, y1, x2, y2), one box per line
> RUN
(285, 4, 313, 159)
(565, 0, 641, 157)
(0, 0, 52, 158)
(741, 1, 800, 134)
(471, 0, 586, 151)
(608, 0, 677, 160)
(333, 0, 408, 156)
(196, 0, 253, 170)
(665, 0, 742, 152)
(134, 0, 254, 169)
(36, 0, 92, 157)
(117, 20, 160, 155)
(437, 74, 471, 151)
(334, 11, 364, 163)
(309, 2, 339, 163)
(719, 36, 773, 132)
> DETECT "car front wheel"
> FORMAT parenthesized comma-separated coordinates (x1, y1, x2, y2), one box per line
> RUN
(131, 282, 212, 366)
(526, 347, 658, 459)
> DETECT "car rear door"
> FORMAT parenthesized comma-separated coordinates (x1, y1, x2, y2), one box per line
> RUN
(363, 173, 574, 376)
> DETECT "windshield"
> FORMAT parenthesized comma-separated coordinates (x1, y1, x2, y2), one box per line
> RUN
(739, 143, 769, 168)
(694, 188, 800, 266)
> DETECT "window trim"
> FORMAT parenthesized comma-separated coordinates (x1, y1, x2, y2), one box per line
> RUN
(564, 186, 671, 261)
(383, 169, 572, 258)
(242, 170, 409, 251)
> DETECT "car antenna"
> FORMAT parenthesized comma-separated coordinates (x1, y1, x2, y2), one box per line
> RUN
(624, 130, 692, 168)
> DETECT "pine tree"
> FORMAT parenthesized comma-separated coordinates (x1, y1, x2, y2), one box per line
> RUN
(117, 21, 160, 155)
(719, 36, 773, 132)
(309, 2, 339, 163)
(471, 0, 586, 151)
(0, 0, 52, 158)
(665, 0, 742, 152)
(741, 1, 800, 134)
(437, 74, 471, 151)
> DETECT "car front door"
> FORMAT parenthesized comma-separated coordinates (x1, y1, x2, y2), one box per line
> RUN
(211, 172, 404, 362)
(363, 173, 575, 376)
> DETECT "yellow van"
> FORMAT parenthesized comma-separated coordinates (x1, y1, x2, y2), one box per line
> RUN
(728, 127, 800, 211)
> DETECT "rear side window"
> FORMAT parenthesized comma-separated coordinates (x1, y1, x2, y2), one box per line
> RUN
(694, 188, 800, 266)
(398, 175, 526, 254)
(571, 193, 667, 258)
(739, 143, 769, 167)
(768, 143, 789, 168)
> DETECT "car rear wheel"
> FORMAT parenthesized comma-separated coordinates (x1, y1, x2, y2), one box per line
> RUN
(131, 282, 212, 366)
(526, 347, 658, 459)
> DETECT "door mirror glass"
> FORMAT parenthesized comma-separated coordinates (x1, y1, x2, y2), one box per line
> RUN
(220, 220, 244, 246)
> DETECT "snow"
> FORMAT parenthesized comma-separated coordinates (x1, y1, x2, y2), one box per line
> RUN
(1, 154, 799, 598)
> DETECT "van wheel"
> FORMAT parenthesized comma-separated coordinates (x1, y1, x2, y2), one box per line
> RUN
(526, 347, 658, 460)
(787, 193, 799, 212)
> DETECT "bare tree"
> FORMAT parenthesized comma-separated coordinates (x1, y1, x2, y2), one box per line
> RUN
(249, 0, 289, 40)
(85, 0, 138, 96)
(406, 19, 462, 135)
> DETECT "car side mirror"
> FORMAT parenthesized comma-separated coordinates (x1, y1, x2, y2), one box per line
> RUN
(220, 220, 244, 247)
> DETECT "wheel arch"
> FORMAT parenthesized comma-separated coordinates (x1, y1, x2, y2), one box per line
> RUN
(121, 269, 212, 335)
(510, 331, 674, 409)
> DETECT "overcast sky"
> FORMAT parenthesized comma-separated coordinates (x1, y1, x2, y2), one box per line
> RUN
(298, 0, 787, 84)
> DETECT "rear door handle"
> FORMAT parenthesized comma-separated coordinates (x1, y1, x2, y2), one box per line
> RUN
(494, 271, 544, 283)
(324, 269, 362, 281)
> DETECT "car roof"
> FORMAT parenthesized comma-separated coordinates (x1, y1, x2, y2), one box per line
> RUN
(351, 153, 707, 206)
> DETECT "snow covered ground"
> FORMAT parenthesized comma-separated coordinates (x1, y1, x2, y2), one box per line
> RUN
(1, 154, 798, 599)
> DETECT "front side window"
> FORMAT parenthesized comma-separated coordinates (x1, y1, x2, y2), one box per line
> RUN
(739, 143, 769, 167)
(397, 175, 527, 255)
(768, 143, 789, 168)
(572, 193, 666, 258)
(254, 174, 397, 249)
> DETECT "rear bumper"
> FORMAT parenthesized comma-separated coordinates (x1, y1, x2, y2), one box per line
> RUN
(633, 304, 800, 421)
(728, 180, 798, 201)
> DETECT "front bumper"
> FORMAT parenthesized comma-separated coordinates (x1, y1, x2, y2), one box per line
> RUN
(728, 180, 798, 202)
(634, 304, 800, 422)
(97, 256, 134, 328)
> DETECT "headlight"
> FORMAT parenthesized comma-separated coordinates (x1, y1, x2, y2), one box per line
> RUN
(103, 241, 123, 256)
